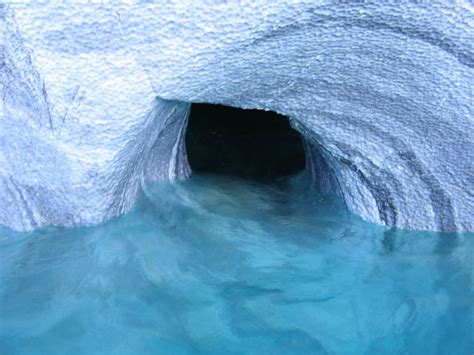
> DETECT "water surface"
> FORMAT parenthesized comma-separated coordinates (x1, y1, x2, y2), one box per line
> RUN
(0, 173, 472, 354)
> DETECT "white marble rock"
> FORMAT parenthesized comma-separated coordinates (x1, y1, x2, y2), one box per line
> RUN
(1, 1, 473, 232)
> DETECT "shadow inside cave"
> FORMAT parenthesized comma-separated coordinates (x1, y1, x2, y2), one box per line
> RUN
(185, 103, 306, 181)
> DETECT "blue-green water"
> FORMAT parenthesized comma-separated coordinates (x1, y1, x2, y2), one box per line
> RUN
(0, 173, 472, 354)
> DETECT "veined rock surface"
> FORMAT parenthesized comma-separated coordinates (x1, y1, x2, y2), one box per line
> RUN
(1, 2, 473, 232)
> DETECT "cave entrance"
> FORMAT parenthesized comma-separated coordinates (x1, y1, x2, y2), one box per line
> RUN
(185, 103, 306, 180)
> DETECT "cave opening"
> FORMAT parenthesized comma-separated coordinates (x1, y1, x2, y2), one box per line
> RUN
(185, 103, 306, 180)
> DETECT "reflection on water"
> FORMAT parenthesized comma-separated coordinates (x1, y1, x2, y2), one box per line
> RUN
(0, 173, 472, 354)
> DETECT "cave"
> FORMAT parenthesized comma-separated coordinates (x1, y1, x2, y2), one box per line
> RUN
(185, 103, 306, 180)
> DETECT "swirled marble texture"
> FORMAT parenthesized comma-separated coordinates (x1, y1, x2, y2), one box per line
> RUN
(1, 2, 473, 232)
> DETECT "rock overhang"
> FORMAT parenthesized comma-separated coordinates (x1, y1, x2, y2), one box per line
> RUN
(1, 2, 473, 232)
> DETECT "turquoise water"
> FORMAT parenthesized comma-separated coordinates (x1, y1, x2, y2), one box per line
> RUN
(0, 173, 472, 354)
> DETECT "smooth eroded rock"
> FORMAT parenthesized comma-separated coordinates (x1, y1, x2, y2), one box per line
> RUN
(1, 2, 473, 231)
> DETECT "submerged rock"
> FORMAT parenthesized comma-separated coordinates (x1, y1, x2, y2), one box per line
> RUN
(0, 2, 473, 232)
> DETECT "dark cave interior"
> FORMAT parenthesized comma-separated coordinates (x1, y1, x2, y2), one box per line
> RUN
(185, 103, 306, 180)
